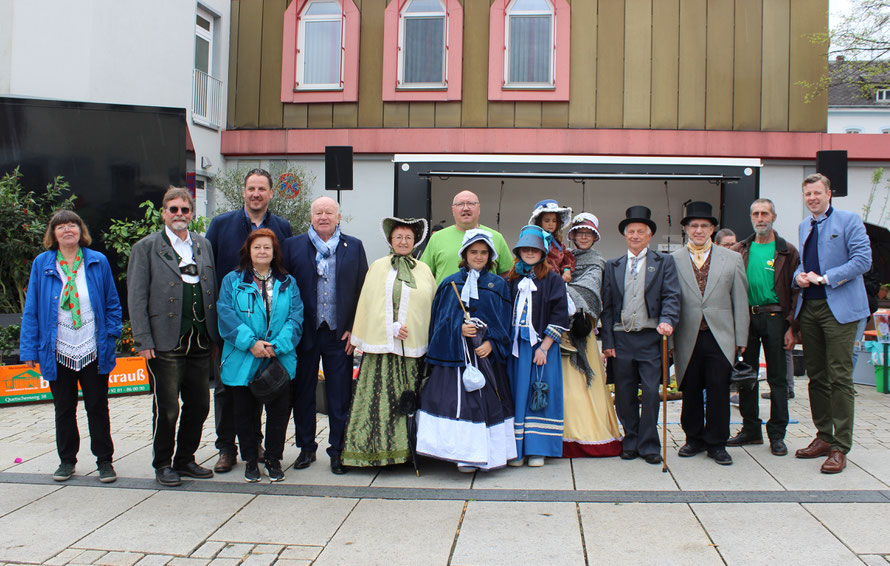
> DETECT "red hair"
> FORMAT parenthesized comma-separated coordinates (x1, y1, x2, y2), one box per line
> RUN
(238, 228, 287, 275)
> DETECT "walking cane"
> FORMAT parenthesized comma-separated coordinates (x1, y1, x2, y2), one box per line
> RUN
(661, 335, 669, 473)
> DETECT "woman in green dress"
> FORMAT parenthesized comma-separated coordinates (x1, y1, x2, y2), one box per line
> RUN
(342, 217, 436, 467)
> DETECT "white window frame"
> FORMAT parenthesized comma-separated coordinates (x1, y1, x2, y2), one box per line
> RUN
(397, 0, 448, 89)
(845, 127, 862, 134)
(881, 128, 890, 134)
(876, 89, 890, 102)
(296, 0, 345, 91)
(504, 0, 555, 89)
(195, 6, 214, 75)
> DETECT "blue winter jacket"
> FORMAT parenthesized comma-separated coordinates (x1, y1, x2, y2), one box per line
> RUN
(217, 269, 304, 387)
(19, 248, 122, 381)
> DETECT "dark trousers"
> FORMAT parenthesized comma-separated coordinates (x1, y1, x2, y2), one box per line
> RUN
(739, 312, 790, 439)
(612, 329, 663, 456)
(799, 299, 857, 453)
(49, 361, 114, 465)
(680, 329, 732, 448)
(148, 335, 211, 469)
(214, 379, 263, 456)
(230, 385, 290, 464)
(292, 324, 354, 457)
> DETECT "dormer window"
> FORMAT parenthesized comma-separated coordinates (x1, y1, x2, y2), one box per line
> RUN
(876, 89, 890, 103)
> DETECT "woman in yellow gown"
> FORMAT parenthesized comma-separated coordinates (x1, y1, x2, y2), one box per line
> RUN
(561, 213, 623, 457)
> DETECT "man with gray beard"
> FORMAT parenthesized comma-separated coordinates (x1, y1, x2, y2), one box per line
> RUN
(728, 199, 800, 456)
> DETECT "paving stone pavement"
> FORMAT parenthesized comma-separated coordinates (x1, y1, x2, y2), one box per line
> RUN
(1, 377, 889, 565)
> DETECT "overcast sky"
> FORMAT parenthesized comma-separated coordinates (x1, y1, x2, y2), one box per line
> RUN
(829, 0, 852, 30)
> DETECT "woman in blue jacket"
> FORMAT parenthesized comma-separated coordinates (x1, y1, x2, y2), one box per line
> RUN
(20, 210, 122, 484)
(217, 228, 303, 482)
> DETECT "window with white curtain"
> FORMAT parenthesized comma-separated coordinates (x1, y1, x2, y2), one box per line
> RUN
(399, 0, 447, 87)
(505, 0, 554, 87)
(297, 0, 343, 90)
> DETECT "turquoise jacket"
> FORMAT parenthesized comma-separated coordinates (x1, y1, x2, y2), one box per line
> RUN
(217, 270, 304, 387)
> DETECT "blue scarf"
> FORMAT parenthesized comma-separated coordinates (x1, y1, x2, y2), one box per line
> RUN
(308, 225, 341, 277)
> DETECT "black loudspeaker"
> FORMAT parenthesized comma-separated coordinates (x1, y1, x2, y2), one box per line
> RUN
(325, 146, 353, 191)
(816, 150, 848, 197)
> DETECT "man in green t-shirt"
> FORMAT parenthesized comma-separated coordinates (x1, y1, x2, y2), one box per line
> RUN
(728, 199, 800, 456)
(420, 190, 513, 284)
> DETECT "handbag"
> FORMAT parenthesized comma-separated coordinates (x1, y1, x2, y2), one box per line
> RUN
(461, 337, 486, 392)
(729, 359, 758, 391)
(250, 357, 290, 403)
(528, 365, 549, 412)
(570, 311, 593, 339)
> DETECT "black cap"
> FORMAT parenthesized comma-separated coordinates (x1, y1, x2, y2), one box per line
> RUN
(619, 205, 657, 235)
(680, 201, 719, 227)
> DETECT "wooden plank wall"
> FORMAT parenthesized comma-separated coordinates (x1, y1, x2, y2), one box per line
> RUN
(227, 0, 827, 132)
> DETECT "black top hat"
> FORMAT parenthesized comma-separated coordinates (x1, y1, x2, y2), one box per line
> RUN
(619, 205, 657, 235)
(680, 201, 719, 227)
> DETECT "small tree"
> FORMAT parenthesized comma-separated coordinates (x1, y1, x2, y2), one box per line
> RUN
(212, 164, 315, 234)
(0, 168, 76, 313)
(102, 200, 208, 280)
(862, 168, 890, 227)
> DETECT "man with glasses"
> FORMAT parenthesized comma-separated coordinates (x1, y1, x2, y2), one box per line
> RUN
(205, 168, 293, 474)
(671, 202, 749, 466)
(128, 187, 219, 486)
(420, 190, 513, 284)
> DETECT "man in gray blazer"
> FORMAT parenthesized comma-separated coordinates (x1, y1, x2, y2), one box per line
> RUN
(671, 202, 749, 466)
(601, 206, 681, 465)
(128, 187, 219, 487)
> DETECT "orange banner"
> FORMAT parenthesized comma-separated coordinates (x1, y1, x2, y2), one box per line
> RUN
(0, 357, 150, 405)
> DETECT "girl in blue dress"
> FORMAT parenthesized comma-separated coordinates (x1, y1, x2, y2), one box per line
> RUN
(506, 225, 570, 467)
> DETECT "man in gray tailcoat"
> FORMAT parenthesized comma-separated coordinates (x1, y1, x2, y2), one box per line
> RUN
(671, 201, 749, 466)
(128, 187, 219, 487)
(601, 206, 681, 465)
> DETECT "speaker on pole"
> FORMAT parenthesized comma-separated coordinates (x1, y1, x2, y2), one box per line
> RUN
(325, 146, 353, 191)
(816, 150, 848, 197)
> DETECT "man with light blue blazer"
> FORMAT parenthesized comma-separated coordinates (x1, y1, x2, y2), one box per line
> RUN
(793, 173, 871, 474)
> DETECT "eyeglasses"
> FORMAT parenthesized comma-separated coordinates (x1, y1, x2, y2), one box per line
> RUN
(168, 206, 191, 214)
(452, 201, 479, 209)
(392, 236, 415, 242)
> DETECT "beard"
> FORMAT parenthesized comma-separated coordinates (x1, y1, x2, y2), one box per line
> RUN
(753, 223, 772, 236)
(170, 219, 189, 231)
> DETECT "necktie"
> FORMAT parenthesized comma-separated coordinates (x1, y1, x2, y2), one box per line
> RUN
(630, 256, 640, 278)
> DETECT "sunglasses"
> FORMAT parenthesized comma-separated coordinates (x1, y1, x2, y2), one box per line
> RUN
(168, 206, 191, 214)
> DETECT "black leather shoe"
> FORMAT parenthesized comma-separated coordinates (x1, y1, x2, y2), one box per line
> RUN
(293, 450, 316, 470)
(770, 438, 788, 456)
(726, 430, 764, 446)
(619, 450, 639, 460)
(678, 443, 707, 457)
(330, 454, 347, 475)
(642, 453, 662, 465)
(707, 448, 733, 465)
(155, 466, 182, 487)
(173, 461, 213, 479)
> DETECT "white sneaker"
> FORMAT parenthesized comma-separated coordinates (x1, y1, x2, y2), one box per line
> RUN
(527, 456, 545, 467)
(457, 465, 476, 473)
(507, 457, 525, 467)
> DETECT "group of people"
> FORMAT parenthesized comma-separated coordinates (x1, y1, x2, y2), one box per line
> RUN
(19, 170, 871, 486)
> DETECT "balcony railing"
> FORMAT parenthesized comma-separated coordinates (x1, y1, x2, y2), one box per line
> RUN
(192, 68, 223, 130)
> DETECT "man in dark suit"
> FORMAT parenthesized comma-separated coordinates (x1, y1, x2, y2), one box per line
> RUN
(601, 206, 681, 465)
(282, 196, 368, 474)
(205, 168, 293, 474)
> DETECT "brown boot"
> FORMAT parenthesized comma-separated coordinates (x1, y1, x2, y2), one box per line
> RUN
(213, 453, 236, 473)
(820, 449, 846, 474)
(794, 437, 831, 459)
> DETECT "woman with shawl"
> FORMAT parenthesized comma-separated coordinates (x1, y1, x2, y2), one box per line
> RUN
(416, 229, 516, 472)
(342, 218, 436, 467)
(561, 213, 623, 457)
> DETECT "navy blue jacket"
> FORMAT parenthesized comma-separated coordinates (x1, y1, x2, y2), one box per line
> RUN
(282, 232, 368, 351)
(600, 249, 681, 351)
(205, 209, 293, 285)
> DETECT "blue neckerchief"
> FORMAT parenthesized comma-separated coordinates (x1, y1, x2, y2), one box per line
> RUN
(308, 225, 341, 277)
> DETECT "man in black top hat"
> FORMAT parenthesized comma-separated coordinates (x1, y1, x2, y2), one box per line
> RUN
(670, 201, 749, 466)
(601, 206, 681, 465)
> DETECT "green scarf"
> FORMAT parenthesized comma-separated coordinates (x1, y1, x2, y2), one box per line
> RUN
(57, 248, 84, 328)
